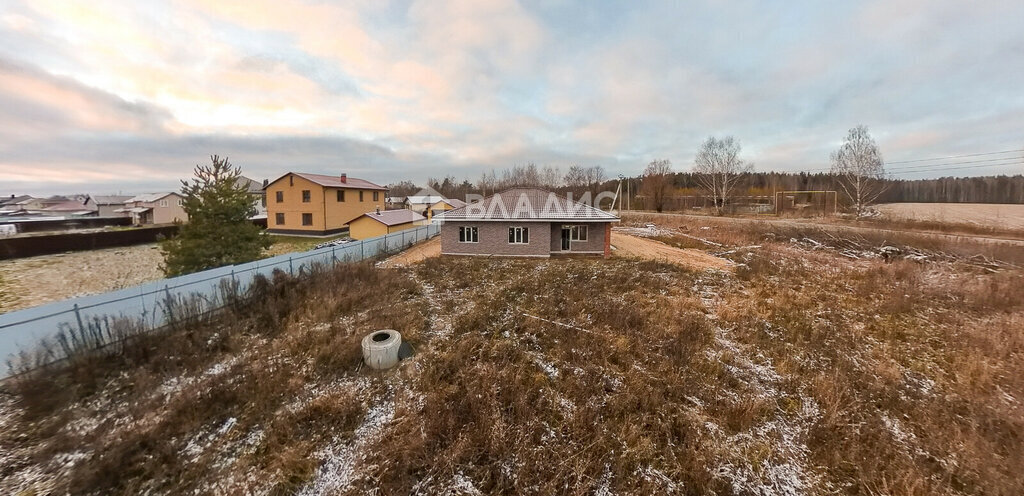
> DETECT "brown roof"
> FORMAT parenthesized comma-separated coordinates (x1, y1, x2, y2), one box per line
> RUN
(436, 188, 619, 222)
(356, 209, 426, 226)
(268, 172, 386, 191)
(434, 198, 467, 209)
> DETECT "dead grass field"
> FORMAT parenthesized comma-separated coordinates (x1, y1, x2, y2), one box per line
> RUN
(878, 203, 1024, 230)
(1, 217, 1022, 495)
(0, 244, 164, 313)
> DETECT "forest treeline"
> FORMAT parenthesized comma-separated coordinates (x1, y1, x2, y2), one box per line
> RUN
(390, 164, 1024, 204)
(673, 172, 1024, 204)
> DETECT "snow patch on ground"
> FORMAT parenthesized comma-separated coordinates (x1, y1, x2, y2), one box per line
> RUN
(298, 396, 396, 495)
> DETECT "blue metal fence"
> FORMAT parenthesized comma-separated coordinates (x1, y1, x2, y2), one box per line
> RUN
(0, 223, 440, 378)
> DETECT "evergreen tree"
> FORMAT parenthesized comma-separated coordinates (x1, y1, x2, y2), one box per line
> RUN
(161, 155, 270, 276)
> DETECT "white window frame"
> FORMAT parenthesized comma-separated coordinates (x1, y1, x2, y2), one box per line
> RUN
(508, 226, 529, 244)
(570, 225, 588, 242)
(177, 199, 184, 207)
(458, 226, 478, 243)
(158, 199, 168, 207)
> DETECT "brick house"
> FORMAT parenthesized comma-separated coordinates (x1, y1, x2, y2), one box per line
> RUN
(265, 172, 387, 236)
(436, 188, 619, 258)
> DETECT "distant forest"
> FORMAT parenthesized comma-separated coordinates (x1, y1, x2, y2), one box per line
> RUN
(669, 172, 1024, 204)
(392, 165, 1024, 205)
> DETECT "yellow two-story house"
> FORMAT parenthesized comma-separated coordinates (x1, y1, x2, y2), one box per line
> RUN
(265, 172, 387, 236)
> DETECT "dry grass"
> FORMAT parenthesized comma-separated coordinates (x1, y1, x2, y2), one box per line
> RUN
(1, 218, 1022, 494)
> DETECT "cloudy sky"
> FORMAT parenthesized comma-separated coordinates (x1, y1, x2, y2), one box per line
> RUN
(1, 0, 1023, 195)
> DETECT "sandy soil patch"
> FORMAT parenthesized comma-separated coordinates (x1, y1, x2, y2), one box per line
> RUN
(877, 203, 1024, 230)
(611, 232, 734, 271)
(377, 237, 440, 268)
(0, 244, 164, 314)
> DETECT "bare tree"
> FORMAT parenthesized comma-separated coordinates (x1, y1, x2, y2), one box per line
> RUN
(540, 165, 562, 188)
(641, 159, 673, 212)
(693, 136, 752, 215)
(585, 166, 605, 188)
(830, 125, 887, 217)
(477, 170, 497, 197)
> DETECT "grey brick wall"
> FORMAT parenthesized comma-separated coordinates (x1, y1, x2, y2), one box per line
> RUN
(441, 221, 552, 257)
(548, 222, 608, 253)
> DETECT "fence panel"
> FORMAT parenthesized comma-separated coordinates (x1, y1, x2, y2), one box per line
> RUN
(0, 223, 439, 378)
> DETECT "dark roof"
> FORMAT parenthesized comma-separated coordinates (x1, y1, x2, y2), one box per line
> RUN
(267, 172, 387, 191)
(356, 209, 426, 226)
(0, 195, 32, 206)
(436, 188, 619, 222)
(127, 192, 179, 203)
(42, 200, 96, 212)
(234, 176, 265, 194)
(92, 195, 133, 205)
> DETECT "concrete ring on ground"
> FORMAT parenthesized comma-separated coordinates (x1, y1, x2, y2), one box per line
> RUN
(362, 329, 402, 370)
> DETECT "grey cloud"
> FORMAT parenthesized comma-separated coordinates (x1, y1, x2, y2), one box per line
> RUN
(0, 57, 172, 136)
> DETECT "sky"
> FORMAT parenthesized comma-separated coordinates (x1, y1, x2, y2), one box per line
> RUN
(1, 0, 1023, 195)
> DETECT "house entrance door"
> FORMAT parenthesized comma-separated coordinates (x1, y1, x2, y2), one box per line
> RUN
(561, 227, 571, 251)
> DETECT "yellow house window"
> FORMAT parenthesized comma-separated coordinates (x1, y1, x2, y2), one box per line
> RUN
(302, 213, 313, 225)
(302, 190, 311, 202)
(373, 191, 379, 201)
(337, 190, 345, 202)
(275, 213, 285, 225)
(359, 191, 364, 202)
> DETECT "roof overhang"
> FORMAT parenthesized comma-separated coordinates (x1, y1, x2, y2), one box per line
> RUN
(434, 217, 619, 223)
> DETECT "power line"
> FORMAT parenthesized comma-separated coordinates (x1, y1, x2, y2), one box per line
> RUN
(883, 148, 1024, 165)
(800, 150, 1024, 173)
(888, 161, 1024, 176)
(886, 156, 1024, 172)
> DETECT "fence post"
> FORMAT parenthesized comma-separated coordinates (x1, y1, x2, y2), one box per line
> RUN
(360, 240, 364, 260)
(289, 256, 294, 275)
(163, 285, 174, 327)
(332, 246, 336, 266)
(73, 303, 85, 335)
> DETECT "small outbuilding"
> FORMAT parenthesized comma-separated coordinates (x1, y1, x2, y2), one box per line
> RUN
(428, 198, 467, 219)
(436, 188, 618, 258)
(348, 208, 427, 240)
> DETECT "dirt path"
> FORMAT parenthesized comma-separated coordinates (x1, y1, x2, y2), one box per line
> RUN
(630, 211, 1024, 246)
(377, 237, 441, 268)
(611, 232, 734, 271)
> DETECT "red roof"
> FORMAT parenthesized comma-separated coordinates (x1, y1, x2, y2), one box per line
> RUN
(267, 172, 386, 191)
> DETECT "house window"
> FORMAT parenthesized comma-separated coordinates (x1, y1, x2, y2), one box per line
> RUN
(359, 191, 364, 202)
(276, 191, 284, 203)
(458, 226, 478, 243)
(159, 199, 168, 207)
(177, 199, 184, 206)
(302, 213, 313, 225)
(570, 225, 588, 241)
(373, 191, 379, 201)
(302, 190, 311, 202)
(275, 213, 285, 225)
(337, 190, 345, 202)
(508, 226, 529, 244)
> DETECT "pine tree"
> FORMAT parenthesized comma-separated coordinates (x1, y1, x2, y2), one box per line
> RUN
(161, 155, 270, 276)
